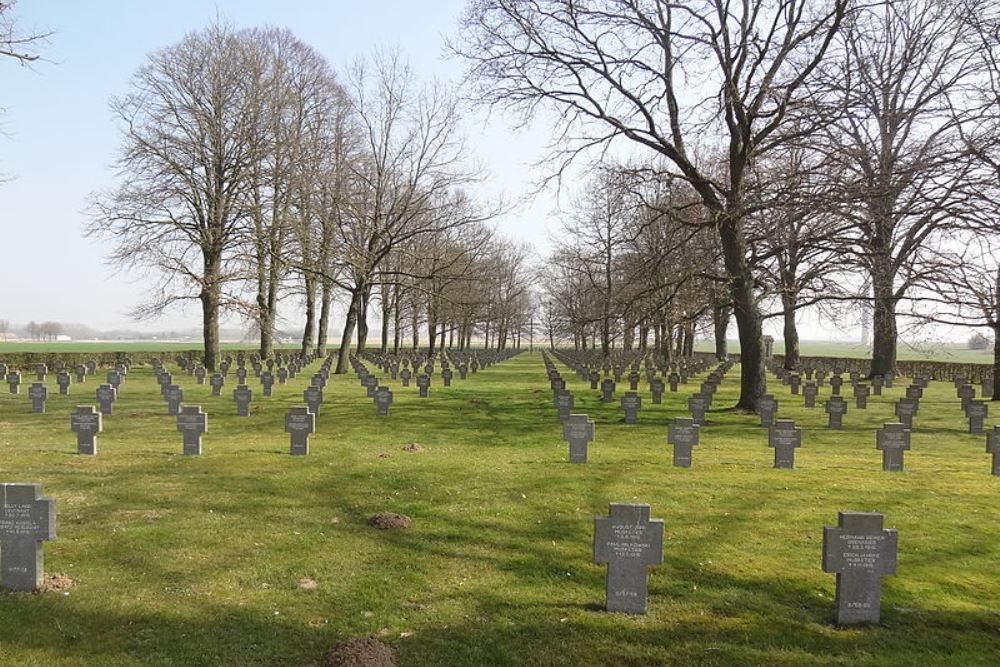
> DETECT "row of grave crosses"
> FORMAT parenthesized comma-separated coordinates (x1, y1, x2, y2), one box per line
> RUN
(0, 483, 898, 627)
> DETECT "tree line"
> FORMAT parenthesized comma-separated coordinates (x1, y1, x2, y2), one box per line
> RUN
(456, 0, 1000, 407)
(87, 24, 533, 373)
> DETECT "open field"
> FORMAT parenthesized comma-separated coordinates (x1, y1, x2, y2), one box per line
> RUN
(3, 339, 993, 366)
(1, 352, 999, 665)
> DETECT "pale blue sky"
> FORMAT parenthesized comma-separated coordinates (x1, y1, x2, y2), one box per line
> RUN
(0, 0, 555, 331)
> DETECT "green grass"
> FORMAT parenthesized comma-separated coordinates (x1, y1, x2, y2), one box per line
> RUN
(1, 352, 999, 666)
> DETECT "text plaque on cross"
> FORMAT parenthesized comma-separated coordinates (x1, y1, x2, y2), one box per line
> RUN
(593, 503, 664, 614)
(822, 511, 897, 625)
(1, 483, 56, 592)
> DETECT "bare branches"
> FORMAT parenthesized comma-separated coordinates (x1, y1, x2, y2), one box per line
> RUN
(0, 1, 50, 65)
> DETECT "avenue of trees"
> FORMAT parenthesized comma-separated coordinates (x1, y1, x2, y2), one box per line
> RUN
(78, 2, 1000, 404)
(457, 0, 1000, 406)
(88, 24, 531, 373)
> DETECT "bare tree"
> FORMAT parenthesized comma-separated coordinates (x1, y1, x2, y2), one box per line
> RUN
(814, 0, 981, 377)
(0, 1, 49, 65)
(319, 50, 496, 373)
(456, 0, 850, 409)
(87, 23, 261, 370)
(907, 236, 1000, 399)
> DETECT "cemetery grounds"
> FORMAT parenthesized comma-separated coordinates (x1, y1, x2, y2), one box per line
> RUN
(1, 350, 999, 666)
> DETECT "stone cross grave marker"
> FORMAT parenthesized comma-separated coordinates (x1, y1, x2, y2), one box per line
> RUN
(285, 406, 315, 456)
(854, 384, 869, 410)
(759, 394, 777, 427)
(6, 370, 20, 394)
(668, 417, 699, 468)
(56, 370, 71, 395)
(235, 367, 247, 384)
(233, 385, 252, 417)
(600, 378, 615, 402)
(803, 383, 818, 408)
(830, 375, 843, 395)
(650, 378, 664, 404)
(35, 363, 47, 381)
(374, 386, 393, 416)
(905, 385, 922, 401)
(986, 426, 1000, 476)
(417, 374, 431, 398)
(277, 367, 288, 384)
(966, 400, 987, 434)
(872, 376, 883, 395)
(107, 370, 122, 391)
(303, 386, 323, 416)
(593, 503, 664, 614)
(210, 373, 225, 397)
(194, 366, 206, 384)
(688, 394, 709, 426)
(70, 405, 102, 456)
(75, 364, 86, 383)
(822, 511, 897, 625)
(769, 419, 801, 469)
(620, 392, 641, 424)
(442, 368, 453, 386)
(177, 405, 207, 456)
(825, 396, 847, 429)
(28, 383, 47, 413)
(0, 483, 56, 592)
(789, 375, 801, 395)
(894, 398, 917, 429)
(876, 423, 910, 472)
(668, 372, 680, 392)
(400, 368, 412, 386)
(563, 414, 595, 463)
(555, 391, 574, 422)
(164, 384, 183, 416)
(260, 371, 274, 397)
(96, 384, 116, 415)
(362, 374, 378, 397)
(958, 384, 975, 412)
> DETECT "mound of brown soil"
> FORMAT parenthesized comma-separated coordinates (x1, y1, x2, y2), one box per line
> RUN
(324, 636, 396, 667)
(401, 443, 424, 453)
(36, 573, 75, 593)
(369, 512, 411, 530)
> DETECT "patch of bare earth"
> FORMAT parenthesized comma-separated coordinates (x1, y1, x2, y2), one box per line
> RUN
(369, 512, 411, 530)
(36, 573, 75, 593)
(324, 636, 396, 667)
(401, 443, 424, 453)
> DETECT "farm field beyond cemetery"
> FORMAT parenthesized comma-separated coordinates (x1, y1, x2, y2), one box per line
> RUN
(2, 352, 999, 666)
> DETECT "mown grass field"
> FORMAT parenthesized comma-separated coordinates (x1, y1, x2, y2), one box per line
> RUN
(1, 351, 999, 666)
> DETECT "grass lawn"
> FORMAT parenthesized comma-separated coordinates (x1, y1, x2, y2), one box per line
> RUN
(1, 352, 999, 666)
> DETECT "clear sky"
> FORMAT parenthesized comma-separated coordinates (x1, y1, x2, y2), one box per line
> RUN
(0, 0, 556, 332)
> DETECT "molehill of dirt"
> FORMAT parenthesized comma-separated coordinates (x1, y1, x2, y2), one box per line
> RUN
(324, 636, 396, 667)
(368, 512, 411, 530)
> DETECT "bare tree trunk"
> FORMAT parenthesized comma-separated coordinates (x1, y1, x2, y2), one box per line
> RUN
(301, 274, 316, 357)
(380, 285, 391, 354)
(201, 279, 221, 372)
(719, 215, 765, 410)
(335, 288, 362, 374)
(393, 292, 403, 354)
(993, 324, 1000, 401)
(411, 307, 419, 350)
(713, 304, 731, 361)
(780, 292, 799, 370)
(870, 266, 898, 378)
(356, 285, 371, 352)
(316, 286, 331, 358)
(317, 279, 333, 357)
